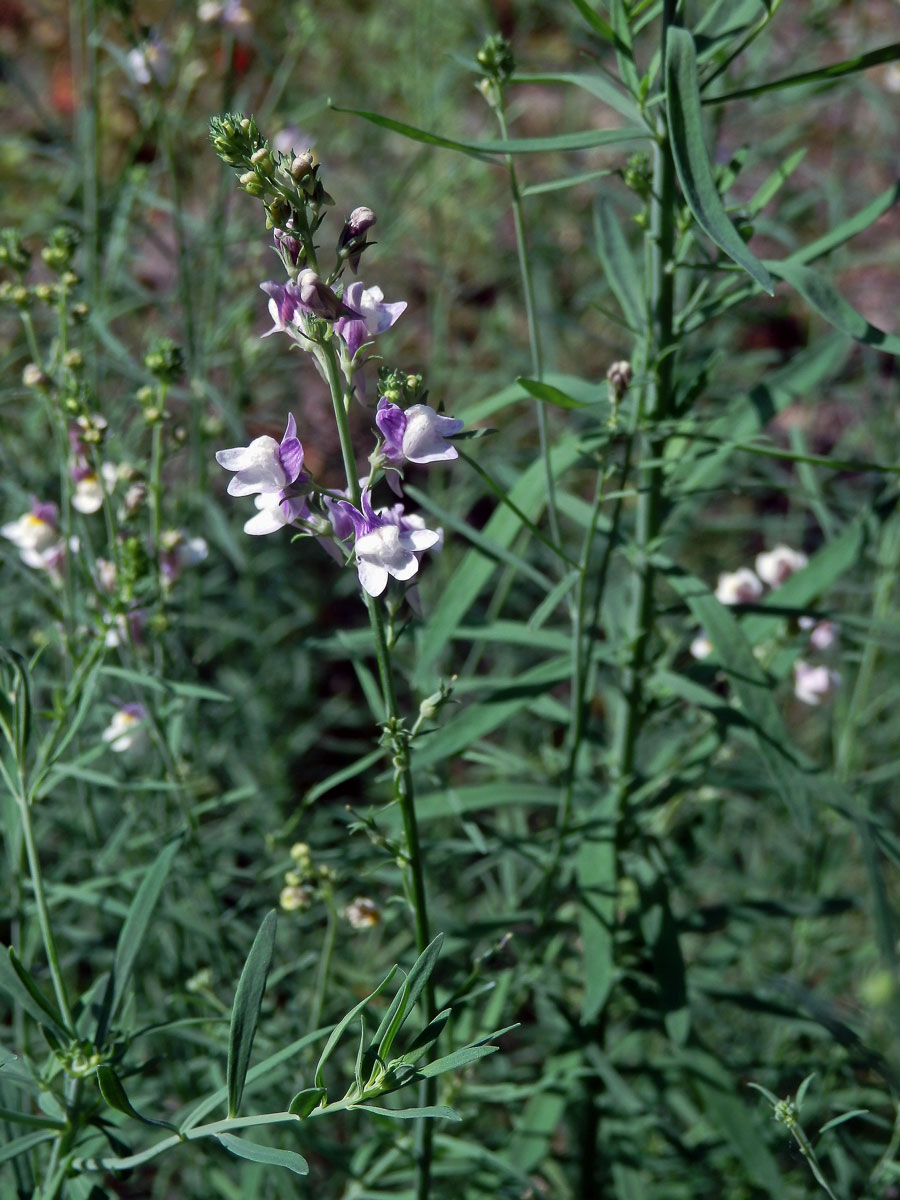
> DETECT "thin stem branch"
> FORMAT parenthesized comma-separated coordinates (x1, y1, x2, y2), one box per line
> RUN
(494, 102, 561, 549)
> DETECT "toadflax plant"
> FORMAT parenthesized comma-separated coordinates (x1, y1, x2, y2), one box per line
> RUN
(208, 111, 472, 1195)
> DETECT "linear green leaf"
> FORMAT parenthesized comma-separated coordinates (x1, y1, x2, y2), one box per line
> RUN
(330, 104, 649, 157)
(578, 792, 617, 1022)
(97, 1066, 178, 1131)
(513, 71, 640, 123)
(516, 377, 591, 409)
(594, 197, 645, 331)
(666, 27, 773, 294)
(112, 838, 181, 1022)
(522, 167, 615, 196)
(3, 949, 69, 1039)
(227, 910, 277, 1118)
(352, 1103, 461, 1121)
(783, 181, 900, 266)
(706, 40, 900, 105)
(0, 1129, 57, 1165)
(216, 1132, 308, 1175)
(767, 259, 900, 356)
(566, 0, 615, 43)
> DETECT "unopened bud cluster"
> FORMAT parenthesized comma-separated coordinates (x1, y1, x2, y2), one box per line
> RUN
(279, 841, 336, 913)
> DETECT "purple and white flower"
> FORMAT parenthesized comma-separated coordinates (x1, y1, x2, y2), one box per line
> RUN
(71, 463, 118, 515)
(260, 271, 359, 336)
(333, 490, 439, 596)
(376, 399, 463, 465)
(160, 530, 210, 581)
(102, 703, 149, 754)
(715, 567, 763, 606)
(755, 544, 808, 589)
(334, 282, 407, 359)
(126, 37, 172, 87)
(793, 660, 841, 707)
(2, 501, 61, 569)
(215, 413, 305, 497)
(242, 492, 309, 536)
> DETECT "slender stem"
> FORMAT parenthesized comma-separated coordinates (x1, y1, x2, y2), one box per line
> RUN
(612, 14, 677, 830)
(318, 337, 435, 1198)
(494, 102, 561, 549)
(310, 904, 337, 1031)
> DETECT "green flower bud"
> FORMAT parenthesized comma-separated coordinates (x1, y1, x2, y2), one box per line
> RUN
(144, 337, 184, 383)
(476, 33, 515, 83)
(0, 227, 31, 273)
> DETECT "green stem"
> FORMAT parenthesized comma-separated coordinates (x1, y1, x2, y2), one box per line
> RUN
(612, 23, 677, 832)
(494, 101, 561, 550)
(318, 337, 435, 1198)
(310, 904, 337, 1031)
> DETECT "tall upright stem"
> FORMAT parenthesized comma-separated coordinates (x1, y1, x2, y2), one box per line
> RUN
(319, 337, 435, 1198)
(580, 7, 678, 1196)
(612, 5, 677, 829)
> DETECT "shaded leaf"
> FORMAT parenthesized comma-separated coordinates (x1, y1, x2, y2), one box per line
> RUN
(227, 910, 277, 1118)
(767, 259, 900, 356)
(666, 27, 773, 294)
(216, 1132, 308, 1175)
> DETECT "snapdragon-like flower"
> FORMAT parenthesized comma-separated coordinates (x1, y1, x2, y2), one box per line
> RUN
(334, 282, 406, 359)
(126, 37, 171, 87)
(71, 463, 118, 515)
(334, 490, 439, 597)
(793, 660, 841, 707)
(215, 413, 305, 496)
(342, 897, 381, 929)
(376, 399, 463, 466)
(160, 530, 209, 582)
(102, 703, 149, 754)
(800, 617, 838, 651)
(2, 501, 60, 568)
(715, 567, 763, 606)
(755, 544, 808, 588)
(260, 271, 359, 337)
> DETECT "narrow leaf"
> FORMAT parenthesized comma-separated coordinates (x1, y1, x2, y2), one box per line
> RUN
(352, 1103, 461, 1121)
(566, 0, 615, 43)
(330, 104, 649, 156)
(4, 949, 69, 1038)
(0, 1129, 56, 1165)
(819, 1109, 869, 1134)
(516, 377, 591, 409)
(594, 197, 645, 331)
(227, 910, 277, 1117)
(97, 1065, 178, 1131)
(216, 1132, 308, 1175)
(767, 259, 900, 356)
(578, 793, 617, 1022)
(112, 838, 181, 1021)
(418, 1044, 499, 1078)
(666, 27, 773, 294)
(706, 41, 900, 105)
(513, 71, 640, 123)
(315, 968, 398, 1088)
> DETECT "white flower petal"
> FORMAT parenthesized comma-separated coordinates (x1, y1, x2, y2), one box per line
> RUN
(357, 559, 388, 595)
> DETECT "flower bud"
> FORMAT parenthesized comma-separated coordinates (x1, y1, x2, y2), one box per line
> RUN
(63, 349, 84, 372)
(606, 360, 632, 399)
(290, 152, 314, 181)
(22, 363, 47, 388)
